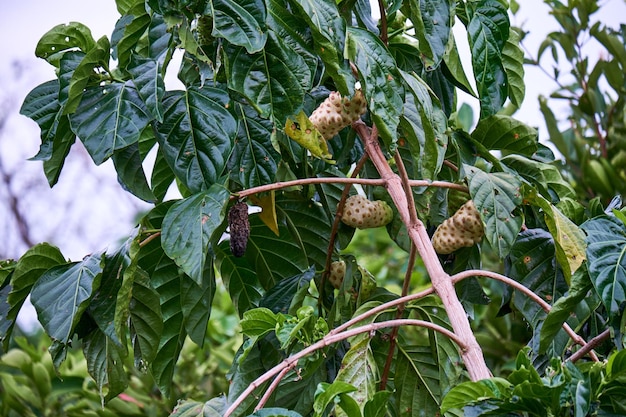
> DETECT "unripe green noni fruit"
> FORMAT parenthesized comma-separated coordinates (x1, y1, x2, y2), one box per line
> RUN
(309, 90, 367, 140)
(432, 200, 484, 254)
(341, 195, 393, 229)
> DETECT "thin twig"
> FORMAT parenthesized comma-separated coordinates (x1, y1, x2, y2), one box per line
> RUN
(567, 328, 611, 363)
(451, 269, 599, 362)
(254, 366, 293, 411)
(139, 232, 161, 248)
(376, 0, 388, 45)
(224, 319, 466, 416)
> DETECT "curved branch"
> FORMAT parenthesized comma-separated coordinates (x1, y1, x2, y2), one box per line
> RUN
(233, 177, 468, 199)
(224, 318, 466, 416)
(567, 328, 611, 363)
(451, 269, 599, 362)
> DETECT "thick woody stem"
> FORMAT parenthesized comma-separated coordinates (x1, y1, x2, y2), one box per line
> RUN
(352, 120, 491, 380)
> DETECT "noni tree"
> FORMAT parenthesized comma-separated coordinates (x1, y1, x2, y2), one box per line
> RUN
(2, 0, 626, 416)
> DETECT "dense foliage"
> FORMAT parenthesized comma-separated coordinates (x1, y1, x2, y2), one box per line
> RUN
(1, 0, 626, 416)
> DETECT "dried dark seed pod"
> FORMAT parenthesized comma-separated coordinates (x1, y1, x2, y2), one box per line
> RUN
(228, 201, 249, 257)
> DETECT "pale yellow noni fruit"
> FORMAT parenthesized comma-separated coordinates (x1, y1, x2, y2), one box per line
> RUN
(309, 90, 367, 140)
(341, 195, 393, 229)
(432, 200, 484, 254)
(328, 260, 346, 289)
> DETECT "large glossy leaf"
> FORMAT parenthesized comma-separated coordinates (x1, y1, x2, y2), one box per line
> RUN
(35, 22, 96, 67)
(464, 165, 523, 258)
(581, 215, 626, 321)
(440, 378, 512, 414)
(180, 255, 216, 346)
(471, 115, 537, 156)
(288, 0, 353, 94)
(162, 185, 230, 285)
(129, 268, 163, 365)
(346, 27, 404, 148)
(64, 36, 111, 115)
(466, 0, 510, 118)
(69, 82, 152, 165)
(83, 328, 128, 402)
(137, 231, 186, 398)
(502, 154, 575, 202)
(406, 0, 452, 70)
(505, 229, 568, 328)
(226, 31, 313, 124)
(3, 244, 65, 347)
(400, 71, 448, 180)
(209, 0, 267, 53)
(229, 105, 281, 189)
(215, 243, 264, 317)
(20, 80, 77, 186)
(113, 3, 150, 69)
(112, 142, 156, 202)
(259, 267, 315, 315)
(502, 28, 525, 108)
(128, 55, 165, 122)
(154, 86, 237, 193)
(539, 266, 594, 353)
(334, 336, 378, 412)
(393, 345, 440, 416)
(31, 254, 103, 344)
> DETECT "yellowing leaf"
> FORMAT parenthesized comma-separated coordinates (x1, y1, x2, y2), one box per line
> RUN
(249, 191, 279, 236)
(284, 111, 334, 163)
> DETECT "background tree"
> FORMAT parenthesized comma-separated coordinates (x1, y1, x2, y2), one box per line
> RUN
(1, 0, 626, 416)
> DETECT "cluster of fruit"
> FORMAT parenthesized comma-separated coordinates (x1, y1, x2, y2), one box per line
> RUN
(309, 90, 367, 140)
(432, 200, 484, 254)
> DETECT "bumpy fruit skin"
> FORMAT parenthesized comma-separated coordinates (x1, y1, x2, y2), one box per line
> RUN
(228, 201, 250, 257)
(309, 90, 367, 140)
(341, 195, 393, 229)
(432, 200, 484, 254)
(328, 260, 346, 289)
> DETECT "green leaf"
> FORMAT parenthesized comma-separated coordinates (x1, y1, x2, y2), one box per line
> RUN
(442, 35, 477, 97)
(471, 115, 537, 156)
(215, 243, 264, 317)
(154, 86, 237, 193)
(226, 31, 313, 124)
(466, 0, 510, 118)
(129, 268, 163, 364)
(240, 307, 278, 338)
(69, 82, 152, 165)
(112, 142, 156, 202)
(151, 148, 177, 202)
(528, 194, 586, 280)
(229, 105, 281, 189)
(83, 328, 128, 402)
(440, 378, 512, 414)
(363, 391, 391, 417)
(288, 0, 353, 95)
(180, 256, 216, 346)
(393, 346, 441, 416)
(259, 267, 315, 315)
(227, 342, 272, 416)
(346, 27, 404, 148)
(170, 400, 204, 417)
(501, 154, 576, 202)
(128, 55, 165, 122)
(6, 244, 65, 326)
(209, 0, 267, 53)
(20, 81, 77, 187)
(162, 184, 230, 285)
(64, 36, 111, 115)
(31, 254, 103, 344)
(464, 165, 523, 258)
(581, 216, 626, 321)
(114, 4, 150, 69)
(400, 71, 448, 180)
(313, 381, 358, 417)
(406, 0, 452, 70)
(502, 28, 525, 108)
(35, 22, 97, 67)
(540, 266, 593, 353)
(334, 336, 377, 413)
(137, 232, 186, 398)
(247, 408, 304, 417)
